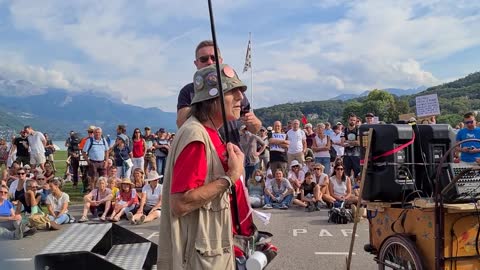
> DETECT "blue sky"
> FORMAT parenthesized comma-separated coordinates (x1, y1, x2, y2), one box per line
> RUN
(0, 0, 479, 112)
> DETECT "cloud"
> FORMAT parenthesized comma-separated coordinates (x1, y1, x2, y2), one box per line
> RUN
(1, 0, 480, 111)
(250, 0, 480, 104)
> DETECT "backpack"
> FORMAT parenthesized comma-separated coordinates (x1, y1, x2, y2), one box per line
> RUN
(70, 133, 81, 151)
(328, 204, 353, 224)
(28, 213, 51, 230)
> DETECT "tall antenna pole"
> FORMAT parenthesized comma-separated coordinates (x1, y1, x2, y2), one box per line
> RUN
(249, 32, 254, 112)
(207, 0, 229, 143)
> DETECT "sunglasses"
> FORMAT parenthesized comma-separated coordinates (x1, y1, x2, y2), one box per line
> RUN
(464, 120, 474, 125)
(292, 165, 300, 168)
(336, 168, 344, 171)
(29, 186, 38, 189)
(18, 172, 26, 175)
(135, 131, 141, 133)
(314, 168, 322, 171)
(198, 54, 216, 63)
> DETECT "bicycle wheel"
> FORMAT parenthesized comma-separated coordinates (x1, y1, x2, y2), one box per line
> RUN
(377, 235, 424, 270)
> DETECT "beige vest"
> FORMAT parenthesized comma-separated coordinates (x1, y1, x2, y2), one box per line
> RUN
(157, 117, 234, 270)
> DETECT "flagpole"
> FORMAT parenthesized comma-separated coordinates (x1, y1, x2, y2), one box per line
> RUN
(249, 32, 253, 112)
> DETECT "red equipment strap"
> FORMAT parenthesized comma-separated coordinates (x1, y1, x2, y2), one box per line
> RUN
(360, 131, 415, 165)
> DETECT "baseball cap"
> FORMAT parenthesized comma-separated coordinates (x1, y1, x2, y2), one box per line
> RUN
(191, 64, 247, 105)
(366, 112, 374, 117)
(144, 126, 151, 130)
(158, 128, 166, 133)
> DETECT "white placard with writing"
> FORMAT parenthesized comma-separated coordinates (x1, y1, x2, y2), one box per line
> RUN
(415, 94, 440, 118)
(269, 133, 286, 152)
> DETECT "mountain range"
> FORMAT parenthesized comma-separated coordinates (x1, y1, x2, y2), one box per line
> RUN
(0, 76, 176, 140)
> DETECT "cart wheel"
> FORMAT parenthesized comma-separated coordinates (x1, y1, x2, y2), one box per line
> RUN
(377, 235, 423, 270)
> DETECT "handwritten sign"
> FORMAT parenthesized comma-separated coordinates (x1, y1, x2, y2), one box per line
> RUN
(270, 133, 286, 152)
(416, 94, 440, 118)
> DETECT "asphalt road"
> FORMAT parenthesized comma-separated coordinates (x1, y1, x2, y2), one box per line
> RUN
(0, 205, 377, 270)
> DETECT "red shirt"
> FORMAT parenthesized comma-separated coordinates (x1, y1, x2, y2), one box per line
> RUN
(132, 139, 145, 158)
(171, 125, 253, 237)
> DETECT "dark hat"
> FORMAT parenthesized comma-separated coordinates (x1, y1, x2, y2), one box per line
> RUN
(158, 128, 166, 133)
(366, 112, 375, 117)
(191, 64, 247, 105)
(144, 126, 151, 130)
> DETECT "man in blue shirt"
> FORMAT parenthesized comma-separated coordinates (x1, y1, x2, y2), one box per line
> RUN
(456, 112, 480, 163)
(82, 127, 110, 191)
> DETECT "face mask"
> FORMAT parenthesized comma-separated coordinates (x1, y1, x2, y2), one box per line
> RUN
(255, 176, 262, 182)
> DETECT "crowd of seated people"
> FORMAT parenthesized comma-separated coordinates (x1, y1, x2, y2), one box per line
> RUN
(0, 124, 172, 242)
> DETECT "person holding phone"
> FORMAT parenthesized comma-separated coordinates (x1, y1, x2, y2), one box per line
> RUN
(456, 112, 480, 163)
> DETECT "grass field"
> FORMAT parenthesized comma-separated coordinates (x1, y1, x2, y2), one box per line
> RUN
(52, 150, 84, 204)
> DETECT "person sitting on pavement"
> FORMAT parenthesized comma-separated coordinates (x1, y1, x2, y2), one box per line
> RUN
(312, 163, 336, 207)
(293, 172, 326, 211)
(131, 168, 145, 197)
(9, 167, 27, 202)
(264, 169, 294, 209)
(0, 184, 36, 240)
(107, 177, 119, 209)
(17, 179, 41, 215)
(287, 160, 305, 195)
(248, 169, 266, 208)
(46, 178, 71, 225)
(329, 163, 358, 207)
(108, 178, 138, 222)
(78, 177, 113, 222)
(127, 171, 162, 225)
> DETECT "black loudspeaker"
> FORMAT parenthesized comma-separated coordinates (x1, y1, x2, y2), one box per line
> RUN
(412, 124, 453, 197)
(360, 124, 415, 202)
(35, 223, 157, 270)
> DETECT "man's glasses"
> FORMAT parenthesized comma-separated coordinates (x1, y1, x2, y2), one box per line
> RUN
(198, 55, 216, 63)
(336, 168, 344, 171)
(464, 120, 474, 125)
(29, 186, 38, 189)
(18, 172, 26, 175)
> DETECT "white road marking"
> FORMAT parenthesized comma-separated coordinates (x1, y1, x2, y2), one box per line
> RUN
(147, 232, 159, 239)
(4, 258, 32, 262)
(292, 228, 307, 236)
(315, 252, 356, 255)
(319, 229, 333, 237)
(341, 229, 358, 237)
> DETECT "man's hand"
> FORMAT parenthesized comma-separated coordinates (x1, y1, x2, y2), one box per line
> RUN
(226, 143, 245, 182)
(242, 112, 261, 134)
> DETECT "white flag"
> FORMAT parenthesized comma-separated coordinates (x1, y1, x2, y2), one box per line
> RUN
(243, 39, 251, 73)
